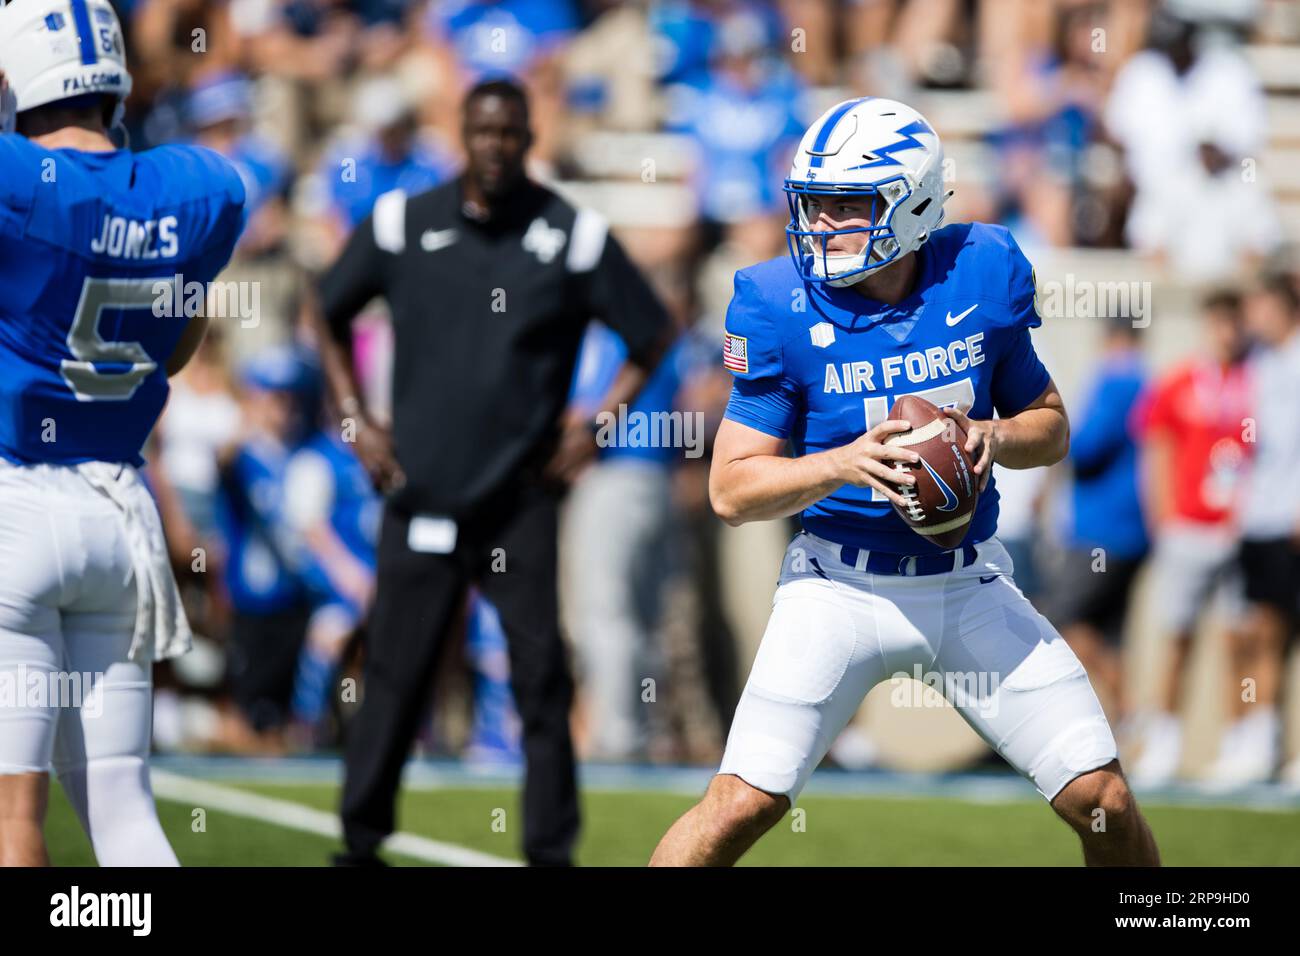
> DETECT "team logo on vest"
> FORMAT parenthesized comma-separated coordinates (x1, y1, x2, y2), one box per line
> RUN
(523, 217, 566, 264)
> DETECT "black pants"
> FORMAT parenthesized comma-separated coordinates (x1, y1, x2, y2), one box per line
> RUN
(227, 603, 311, 733)
(339, 484, 579, 865)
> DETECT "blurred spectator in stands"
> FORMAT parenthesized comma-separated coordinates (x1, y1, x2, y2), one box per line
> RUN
(1104, 4, 1279, 280)
(990, 463, 1050, 603)
(188, 72, 293, 259)
(774, 0, 835, 86)
(463, 589, 524, 766)
(284, 403, 381, 747)
(130, 0, 241, 146)
(988, 1, 1116, 248)
(307, 74, 455, 261)
(232, 0, 419, 156)
(420, 0, 580, 168)
(426, 0, 579, 78)
(157, 326, 242, 547)
(1215, 274, 1300, 786)
(217, 346, 319, 752)
(1049, 314, 1148, 723)
(664, 5, 806, 250)
(1130, 288, 1252, 786)
(846, 0, 980, 93)
(656, 302, 740, 760)
(652, 1, 783, 89)
(564, 320, 694, 761)
(232, 0, 366, 83)
(560, 0, 660, 137)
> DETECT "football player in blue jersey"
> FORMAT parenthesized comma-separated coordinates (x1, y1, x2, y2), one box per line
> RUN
(0, 0, 245, 866)
(650, 98, 1159, 866)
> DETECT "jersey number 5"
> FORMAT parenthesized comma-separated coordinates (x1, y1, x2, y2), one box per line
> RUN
(863, 378, 975, 501)
(61, 277, 167, 402)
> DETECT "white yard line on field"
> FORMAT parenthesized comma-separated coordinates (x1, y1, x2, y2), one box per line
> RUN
(150, 769, 522, 867)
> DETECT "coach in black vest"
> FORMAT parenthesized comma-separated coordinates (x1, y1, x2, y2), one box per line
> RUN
(314, 78, 671, 865)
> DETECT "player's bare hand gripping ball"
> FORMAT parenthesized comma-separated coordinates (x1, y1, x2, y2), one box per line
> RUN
(831, 420, 920, 508)
(941, 407, 999, 492)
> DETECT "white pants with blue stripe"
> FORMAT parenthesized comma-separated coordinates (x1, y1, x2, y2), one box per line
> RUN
(717, 531, 1117, 804)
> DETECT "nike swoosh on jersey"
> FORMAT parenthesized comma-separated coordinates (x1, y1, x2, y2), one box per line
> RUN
(945, 304, 978, 326)
(421, 229, 458, 252)
(979, 575, 999, 584)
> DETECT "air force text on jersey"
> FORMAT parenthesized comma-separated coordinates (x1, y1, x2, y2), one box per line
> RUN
(721, 222, 1050, 555)
(821, 331, 987, 394)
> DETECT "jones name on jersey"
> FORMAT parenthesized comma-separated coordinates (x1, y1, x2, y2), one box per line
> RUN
(0, 135, 245, 466)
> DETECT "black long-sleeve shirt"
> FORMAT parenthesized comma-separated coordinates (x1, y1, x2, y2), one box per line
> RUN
(319, 176, 669, 518)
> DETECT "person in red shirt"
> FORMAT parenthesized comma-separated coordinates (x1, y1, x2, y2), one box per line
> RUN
(1130, 289, 1251, 786)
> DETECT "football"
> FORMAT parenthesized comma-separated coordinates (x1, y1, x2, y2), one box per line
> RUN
(883, 395, 979, 551)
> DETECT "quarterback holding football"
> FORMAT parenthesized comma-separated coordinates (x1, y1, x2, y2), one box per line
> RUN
(650, 98, 1160, 866)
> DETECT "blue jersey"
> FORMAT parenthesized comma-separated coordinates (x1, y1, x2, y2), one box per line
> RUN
(427, 0, 579, 78)
(288, 430, 380, 591)
(0, 137, 245, 467)
(322, 138, 453, 228)
(722, 222, 1051, 554)
(224, 134, 291, 220)
(569, 323, 688, 466)
(217, 437, 305, 614)
(1066, 351, 1148, 559)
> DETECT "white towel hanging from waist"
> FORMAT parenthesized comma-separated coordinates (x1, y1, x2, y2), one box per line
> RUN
(75, 461, 193, 662)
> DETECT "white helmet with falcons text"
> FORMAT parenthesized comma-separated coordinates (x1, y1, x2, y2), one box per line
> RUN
(0, 0, 132, 134)
(785, 97, 949, 287)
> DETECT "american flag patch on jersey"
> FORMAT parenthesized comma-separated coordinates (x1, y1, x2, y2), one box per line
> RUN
(722, 333, 748, 373)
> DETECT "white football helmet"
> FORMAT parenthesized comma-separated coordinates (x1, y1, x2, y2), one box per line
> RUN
(785, 97, 949, 287)
(0, 0, 133, 134)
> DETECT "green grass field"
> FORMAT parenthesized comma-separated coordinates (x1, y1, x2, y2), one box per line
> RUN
(43, 776, 1300, 866)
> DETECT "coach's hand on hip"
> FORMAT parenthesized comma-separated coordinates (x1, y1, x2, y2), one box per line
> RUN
(544, 408, 599, 485)
(354, 415, 405, 494)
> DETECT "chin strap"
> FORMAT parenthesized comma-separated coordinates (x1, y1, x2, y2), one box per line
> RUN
(109, 98, 129, 149)
(0, 85, 16, 134)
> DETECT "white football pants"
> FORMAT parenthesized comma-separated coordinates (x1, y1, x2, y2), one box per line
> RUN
(0, 460, 178, 866)
(718, 531, 1118, 804)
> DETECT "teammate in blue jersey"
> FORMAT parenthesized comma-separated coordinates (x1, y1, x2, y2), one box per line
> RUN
(0, 0, 244, 866)
(650, 98, 1159, 867)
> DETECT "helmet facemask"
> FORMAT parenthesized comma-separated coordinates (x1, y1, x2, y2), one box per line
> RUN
(784, 175, 913, 287)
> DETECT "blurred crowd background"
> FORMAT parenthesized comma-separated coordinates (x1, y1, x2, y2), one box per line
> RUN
(121, 0, 1300, 788)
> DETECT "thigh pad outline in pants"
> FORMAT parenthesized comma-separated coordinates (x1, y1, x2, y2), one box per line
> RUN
(718, 572, 895, 804)
(934, 542, 1118, 802)
(0, 470, 145, 775)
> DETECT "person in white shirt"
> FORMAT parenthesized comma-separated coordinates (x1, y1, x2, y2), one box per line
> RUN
(1219, 275, 1300, 786)
(1104, 11, 1280, 282)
